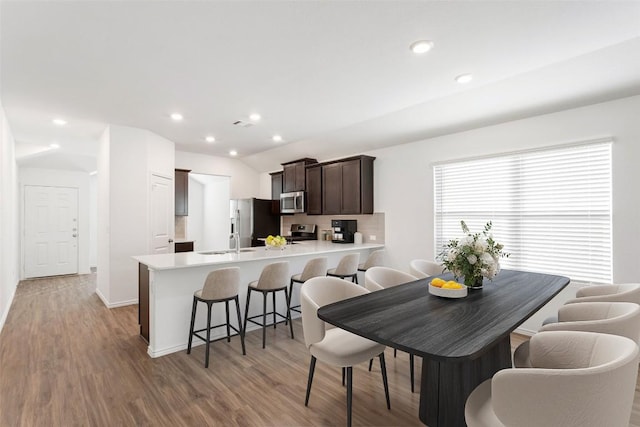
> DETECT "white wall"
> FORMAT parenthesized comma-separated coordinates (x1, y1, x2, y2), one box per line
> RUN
(366, 94, 640, 332)
(187, 177, 204, 251)
(89, 174, 97, 267)
(0, 102, 19, 332)
(18, 168, 92, 277)
(175, 150, 259, 199)
(97, 127, 111, 302)
(97, 125, 174, 307)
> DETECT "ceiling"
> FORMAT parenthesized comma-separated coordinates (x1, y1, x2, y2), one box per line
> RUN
(2, 1, 640, 173)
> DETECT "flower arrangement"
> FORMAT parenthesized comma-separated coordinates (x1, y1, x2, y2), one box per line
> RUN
(438, 221, 509, 288)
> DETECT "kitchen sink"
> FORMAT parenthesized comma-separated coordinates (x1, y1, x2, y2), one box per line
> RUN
(199, 248, 256, 255)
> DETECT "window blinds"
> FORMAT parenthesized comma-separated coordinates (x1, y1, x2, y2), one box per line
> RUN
(434, 141, 612, 283)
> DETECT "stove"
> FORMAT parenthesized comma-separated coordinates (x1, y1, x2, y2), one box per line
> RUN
(288, 224, 317, 241)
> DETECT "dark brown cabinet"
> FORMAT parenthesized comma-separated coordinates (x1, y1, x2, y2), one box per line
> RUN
(322, 156, 374, 215)
(306, 165, 323, 215)
(270, 171, 283, 200)
(174, 241, 194, 253)
(282, 158, 317, 192)
(175, 169, 190, 216)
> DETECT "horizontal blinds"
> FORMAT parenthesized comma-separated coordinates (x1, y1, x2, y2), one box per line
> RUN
(434, 142, 612, 283)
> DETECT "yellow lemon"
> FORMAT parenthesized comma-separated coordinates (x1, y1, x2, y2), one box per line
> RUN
(430, 278, 446, 288)
(442, 281, 463, 290)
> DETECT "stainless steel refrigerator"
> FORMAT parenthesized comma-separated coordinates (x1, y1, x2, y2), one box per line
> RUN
(229, 198, 281, 249)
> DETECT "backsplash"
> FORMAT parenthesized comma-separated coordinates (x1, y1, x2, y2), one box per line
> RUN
(175, 216, 187, 240)
(281, 213, 385, 243)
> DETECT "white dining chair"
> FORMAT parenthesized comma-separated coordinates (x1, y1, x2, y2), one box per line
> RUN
(409, 259, 443, 279)
(301, 276, 390, 427)
(465, 330, 639, 427)
(364, 266, 419, 392)
(514, 301, 640, 368)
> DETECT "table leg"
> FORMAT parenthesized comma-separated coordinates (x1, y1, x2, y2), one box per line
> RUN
(419, 335, 512, 426)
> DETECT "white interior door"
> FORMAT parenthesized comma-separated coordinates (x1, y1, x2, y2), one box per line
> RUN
(150, 174, 173, 254)
(24, 185, 79, 278)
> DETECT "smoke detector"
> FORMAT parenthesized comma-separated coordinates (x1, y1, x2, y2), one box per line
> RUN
(233, 120, 253, 128)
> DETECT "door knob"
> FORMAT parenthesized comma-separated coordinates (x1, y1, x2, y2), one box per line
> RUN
(168, 239, 174, 243)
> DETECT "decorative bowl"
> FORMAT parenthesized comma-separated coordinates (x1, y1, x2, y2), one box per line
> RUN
(428, 283, 468, 299)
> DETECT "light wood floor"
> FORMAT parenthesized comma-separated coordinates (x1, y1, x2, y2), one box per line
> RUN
(1, 273, 639, 426)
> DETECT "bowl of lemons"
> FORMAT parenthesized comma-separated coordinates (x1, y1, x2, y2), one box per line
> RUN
(265, 235, 288, 250)
(428, 277, 468, 298)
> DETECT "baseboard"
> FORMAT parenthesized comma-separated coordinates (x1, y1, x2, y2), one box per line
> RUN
(0, 282, 17, 334)
(94, 289, 138, 308)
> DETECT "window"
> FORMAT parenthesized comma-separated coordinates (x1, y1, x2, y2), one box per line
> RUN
(434, 141, 612, 283)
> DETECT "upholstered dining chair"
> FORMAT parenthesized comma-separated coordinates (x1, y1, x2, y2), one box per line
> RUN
(327, 253, 360, 283)
(465, 330, 639, 427)
(409, 259, 443, 279)
(287, 257, 328, 314)
(243, 261, 293, 348)
(543, 283, 640, 325)
(514, 301, 640, 368)
(301, 276, 390, 427)
(364, 266, 419, 392)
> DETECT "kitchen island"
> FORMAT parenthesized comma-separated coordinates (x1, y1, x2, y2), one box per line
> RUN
(133, 241, 384, 358)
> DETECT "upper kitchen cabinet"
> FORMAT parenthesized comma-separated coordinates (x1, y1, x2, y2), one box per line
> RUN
(322, 156, 375, 215)
(305, 164, 323, 215)
(270, 171, 283, 201)
(282, 158, 317, 192)
(175, 169, 191, 216)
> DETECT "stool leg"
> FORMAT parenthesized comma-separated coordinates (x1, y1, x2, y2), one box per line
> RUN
(225, 300, 231, 342)
(262, 292, 267, 348)
(284, 288, 294, 339)
(353, 274, 358, 284)
(243, 288, 252, 337)
(286, 279, 294, 326)
(187, 296, 197, 354)
(272, 291, 277, 329)
(234, 296, 246, 355)
(205, 301, 213, 368)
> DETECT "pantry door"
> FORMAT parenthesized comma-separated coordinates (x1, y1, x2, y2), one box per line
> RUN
(24, 185, 79, 278)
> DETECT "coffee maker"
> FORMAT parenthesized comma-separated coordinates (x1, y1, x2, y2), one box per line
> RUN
(331, 219, 357, 243)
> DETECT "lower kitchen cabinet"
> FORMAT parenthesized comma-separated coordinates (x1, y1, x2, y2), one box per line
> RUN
(175, 241, 194, 253)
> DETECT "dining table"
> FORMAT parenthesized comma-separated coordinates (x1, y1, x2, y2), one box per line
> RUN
(317, 269, 570, 427)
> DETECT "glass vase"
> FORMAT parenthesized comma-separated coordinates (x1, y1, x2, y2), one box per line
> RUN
(465, 274, 484, 289)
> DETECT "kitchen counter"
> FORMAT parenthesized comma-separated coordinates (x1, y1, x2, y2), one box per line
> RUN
(134, 241, 384, 357)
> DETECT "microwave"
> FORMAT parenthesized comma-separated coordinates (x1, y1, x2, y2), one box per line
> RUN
(280, 191, 305, 214)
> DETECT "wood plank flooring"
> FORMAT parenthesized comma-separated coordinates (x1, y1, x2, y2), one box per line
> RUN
(0, 273, 639, 426)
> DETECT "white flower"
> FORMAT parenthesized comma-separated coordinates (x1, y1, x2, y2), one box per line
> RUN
(467, 254, 477, 265)
(474, 238, 488, 252)
(480, 252, 494, 265)
(447, 249, 458, 262)
(459, 236, 473, 247)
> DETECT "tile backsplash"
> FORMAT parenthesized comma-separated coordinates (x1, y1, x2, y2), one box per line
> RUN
(281, 213, 385, 243)
(175, 216, 187, 240)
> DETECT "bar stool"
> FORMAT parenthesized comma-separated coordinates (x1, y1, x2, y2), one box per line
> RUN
(358, 250, 385, 272)
(243, 261, 293, 348)
(187, 267, 246, 368)
(288, 257, 328, 315)
(327, 253, 360, 284)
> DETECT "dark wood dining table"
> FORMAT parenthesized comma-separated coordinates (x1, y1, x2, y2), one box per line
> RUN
(317, 269, 570, 427)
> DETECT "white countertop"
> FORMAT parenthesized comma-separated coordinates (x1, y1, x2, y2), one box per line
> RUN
(133, 241, 384, 271)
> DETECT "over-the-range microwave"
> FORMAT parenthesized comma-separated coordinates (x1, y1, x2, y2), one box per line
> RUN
(280, 191, 305, 214)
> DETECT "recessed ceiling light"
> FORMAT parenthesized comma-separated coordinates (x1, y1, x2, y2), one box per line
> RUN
(52, 118, 67, 126)
(205, 136, 215, 143)
(170, 113, 183, 121)
(455, 73, 473, 84)
(49, 143, 60, 149)
(410, 40, 434, 54)
(272, 135, 283, 143)
(229, 150, 238, 156)
(249, 113, 261, 121)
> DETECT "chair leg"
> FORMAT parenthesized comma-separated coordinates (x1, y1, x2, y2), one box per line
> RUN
(284, 288, 294, 339)
(204, 301, 213, 368)
(262, 292, 268, 349)
(379, 353, 391, 410)
(187, 296, 197, 354)
(286, 279, 294, 325)
(225, 300, 231, 342)
(305, 356, 317, 406)
(272, 291, 277, 329)
(234, 296, 246, 355)
(394, 348, 397, 358)
(410, 354, 415, 393)
(353, 274, 358, 284)
(346, 366, 353, 427)
(368, 358, 373, 371)
(243, 288, 252, 337)
(342, 367, 345, 386)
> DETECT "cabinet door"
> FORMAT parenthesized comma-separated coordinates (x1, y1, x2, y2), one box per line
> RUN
(306, 167, 322, 215)
(295, 162, 306, 191)
(271, 172, 283, 200)
(341, 159, 361, 214)
(322, 163, 342, 215)
(175, 170, 189, 216)
(283, 164, 296, 192)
